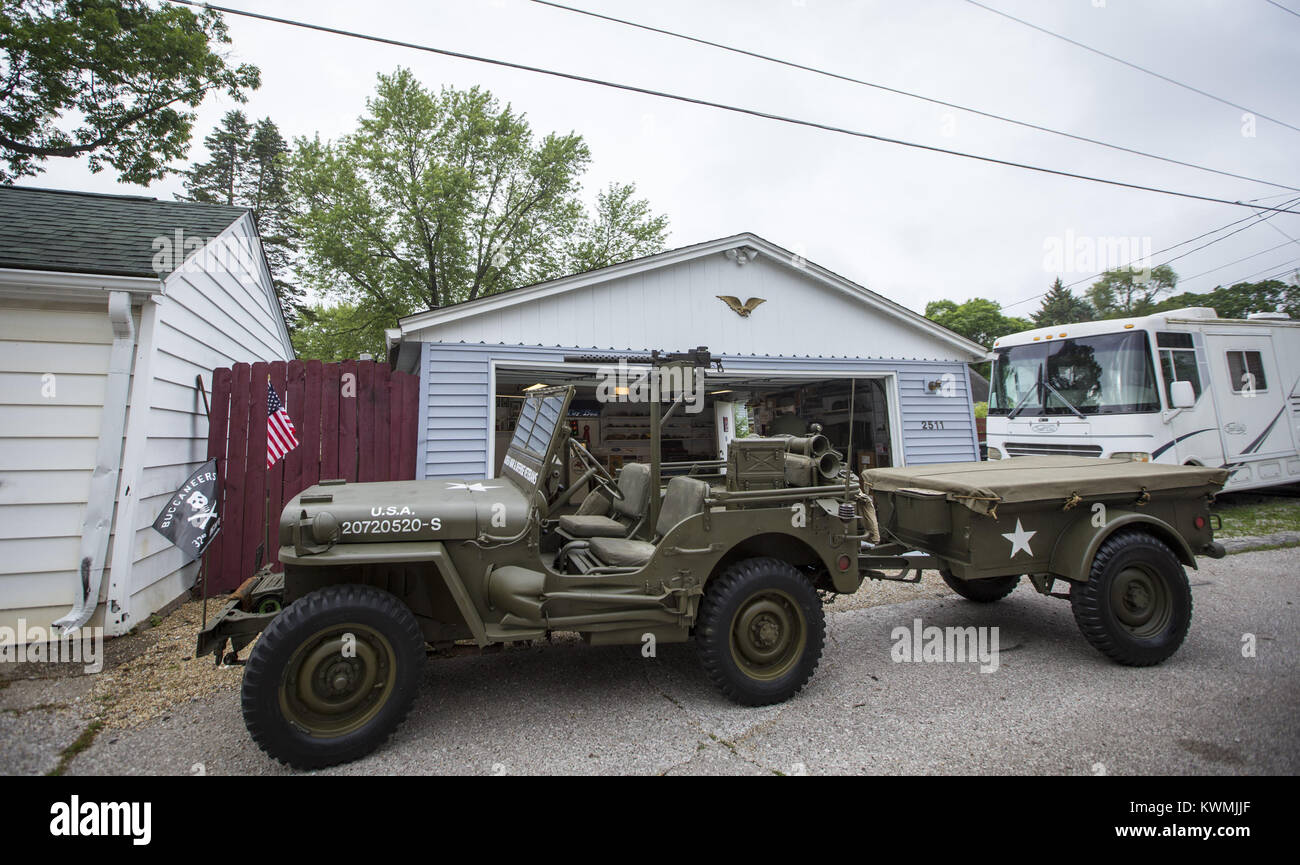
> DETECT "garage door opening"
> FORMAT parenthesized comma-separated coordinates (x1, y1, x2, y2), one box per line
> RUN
(491, 362, 896, 504)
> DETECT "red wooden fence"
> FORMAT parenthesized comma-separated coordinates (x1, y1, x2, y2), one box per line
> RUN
(204, 359, 420, 593)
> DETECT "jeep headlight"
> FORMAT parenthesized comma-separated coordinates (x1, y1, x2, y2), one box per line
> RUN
(1110, 452, 1151, 462)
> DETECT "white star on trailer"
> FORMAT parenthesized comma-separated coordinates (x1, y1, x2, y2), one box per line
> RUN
(1002, 519, 1036, 558)
(446, 482, 500, 493)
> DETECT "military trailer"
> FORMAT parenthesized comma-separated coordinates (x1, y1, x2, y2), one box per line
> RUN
(198, 350, 1228, 769)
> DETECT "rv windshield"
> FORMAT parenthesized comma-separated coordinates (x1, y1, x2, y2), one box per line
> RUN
(990, 331, 1160, 416)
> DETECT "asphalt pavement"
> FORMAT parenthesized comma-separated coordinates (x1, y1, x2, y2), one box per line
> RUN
(51, 546, 1300, 775)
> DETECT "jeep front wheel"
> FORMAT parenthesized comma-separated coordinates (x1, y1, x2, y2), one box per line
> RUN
(695, 557, 825, 706)
(241, 584, 425, 769)
(1070, 530, 1192, 666)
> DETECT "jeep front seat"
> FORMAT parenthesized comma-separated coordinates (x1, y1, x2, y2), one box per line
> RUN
(557, 461, 651, 539)
(586, 475, 709, 568)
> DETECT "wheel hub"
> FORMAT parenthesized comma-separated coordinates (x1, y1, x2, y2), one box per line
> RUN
(730, 591, 807, 681)
(280, 625, 397, 737)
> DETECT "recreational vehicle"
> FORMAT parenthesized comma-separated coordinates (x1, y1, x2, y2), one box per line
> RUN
(985, 307, 1300, 492)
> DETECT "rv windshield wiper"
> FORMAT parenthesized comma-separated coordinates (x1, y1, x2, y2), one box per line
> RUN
(1039, 378, 1086, 420)
(1007, 364, 1043, 420)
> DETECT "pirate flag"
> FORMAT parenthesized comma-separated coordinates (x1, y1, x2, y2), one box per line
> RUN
(152, 459, 221, 563)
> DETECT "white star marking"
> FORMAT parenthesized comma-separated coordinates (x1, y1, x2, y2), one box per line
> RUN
(446, 482, 500, 493)
(1002, 519, 1037, 559)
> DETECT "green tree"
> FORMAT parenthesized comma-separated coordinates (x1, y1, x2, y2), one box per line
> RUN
(1086, 265, 1178, 318)
(1032, 277, 1094, 326)
(565, 181, 669, 272)
(291, 302, 387, 362)
(925, 297, 1032, 348)
(289, 69, 669, 352)
(1150, 277, 1299, 320)
(0, 0, 259, 183)
(182, 111, 305, 326)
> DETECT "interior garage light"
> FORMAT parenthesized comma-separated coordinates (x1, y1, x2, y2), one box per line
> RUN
(523, 382, 548, 391)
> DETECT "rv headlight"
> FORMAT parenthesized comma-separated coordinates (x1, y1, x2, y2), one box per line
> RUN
(1110, 452, 1151, 462)
(986, 447, 1003, 460)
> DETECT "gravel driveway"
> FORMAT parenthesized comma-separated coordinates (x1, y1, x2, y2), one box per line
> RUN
(7, 546, 1298, 776)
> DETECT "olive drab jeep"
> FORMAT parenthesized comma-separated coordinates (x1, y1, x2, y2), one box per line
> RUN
(199, 348, 1229, 769)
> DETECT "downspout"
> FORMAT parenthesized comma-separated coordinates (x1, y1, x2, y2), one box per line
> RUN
(53, 290, 137, 633)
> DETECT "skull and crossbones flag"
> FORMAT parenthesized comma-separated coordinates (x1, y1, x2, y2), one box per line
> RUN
(152, 459, 221, 563)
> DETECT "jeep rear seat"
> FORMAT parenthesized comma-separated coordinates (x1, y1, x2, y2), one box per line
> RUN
(585, 475, 709, 568)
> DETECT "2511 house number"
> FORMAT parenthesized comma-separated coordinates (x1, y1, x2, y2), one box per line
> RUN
(920, 420, 946, 430)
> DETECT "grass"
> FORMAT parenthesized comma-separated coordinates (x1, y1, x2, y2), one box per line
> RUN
(46, 719, 103, 776)
(1212, 490, 1300, 538)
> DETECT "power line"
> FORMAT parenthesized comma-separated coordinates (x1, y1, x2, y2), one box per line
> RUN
(1178, 240, 1298, 282)
(1002, 194, 1300, 310)
(1265, 1, 1300, 21)
(963, 0, 1300, 134)
(531, 0, 1300, 193)
(163, 0, 1300, 217)
(1217, 257, 1300, 286)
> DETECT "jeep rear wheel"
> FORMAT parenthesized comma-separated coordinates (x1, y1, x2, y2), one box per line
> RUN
(241, 584, 425, 769)
(941, 571, 1019, 603)
(696, 557, 825, 706)
(1070, 530, 1192, 666)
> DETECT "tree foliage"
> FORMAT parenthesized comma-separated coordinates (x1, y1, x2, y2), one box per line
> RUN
(1031, 277, 1094, 327)
(1151, 276, 1299, 320)
(290, 302, 387, 363)
(289, 69, 669, 354)
(0, 0, 259, 183)
(1086, 265, 1178, 318)
(181, 110, 304, 325)
(925, 297, 1032, 348)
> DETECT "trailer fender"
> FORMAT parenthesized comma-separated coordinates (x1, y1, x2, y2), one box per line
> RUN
(1050, 510, 1197, 583)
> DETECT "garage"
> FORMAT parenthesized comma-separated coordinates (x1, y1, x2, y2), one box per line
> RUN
(390, 232, 985, 482)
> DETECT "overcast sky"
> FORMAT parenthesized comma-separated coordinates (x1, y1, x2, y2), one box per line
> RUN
(35, 0, 1300, 318)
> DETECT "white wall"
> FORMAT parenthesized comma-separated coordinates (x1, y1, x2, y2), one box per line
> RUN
(114, 215, 293, 631)
(0, 299, 127, 633)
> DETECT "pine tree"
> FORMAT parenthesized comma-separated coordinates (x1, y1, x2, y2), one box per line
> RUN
(181, 112, 305, 326)
(1032, 278, 1094, 326)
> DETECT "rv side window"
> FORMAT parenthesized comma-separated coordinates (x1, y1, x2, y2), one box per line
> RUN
(1225, 350, 1268, 393)
(1159, 348, 1202, 404)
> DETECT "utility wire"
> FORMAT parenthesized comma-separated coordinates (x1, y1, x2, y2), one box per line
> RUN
(1218, 257, 1300, 285)
(963, 0, 1300, 134)
(532, 0, 1300, 193)
(1178, 240, 1298, 282)
(164, 0, 1300, 217)
(1002, 194, 1300, 310)
(1265, 1, 1300, 21)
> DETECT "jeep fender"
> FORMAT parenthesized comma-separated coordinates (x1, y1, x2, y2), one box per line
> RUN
(1049, 510, 1196, 583)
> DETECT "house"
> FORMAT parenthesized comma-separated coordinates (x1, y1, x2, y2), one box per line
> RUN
(0, 186, 294, 637)
(389, 233, 986, 482)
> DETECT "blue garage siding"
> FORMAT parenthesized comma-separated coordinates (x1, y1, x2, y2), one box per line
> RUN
(418, 344, 979, 478)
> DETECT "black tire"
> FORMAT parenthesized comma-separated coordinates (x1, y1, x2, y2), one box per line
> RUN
(241, 584, 425, 769)
(1070, 530, 1192, 666)
(941, 571, 1019, 603)
(695, 557, 825, 706)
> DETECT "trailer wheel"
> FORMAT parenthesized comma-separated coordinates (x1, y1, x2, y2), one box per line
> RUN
(941, 571, 1019, 603)
(696, 557, 825, 706)
(241, 584, 425, 769)
(1070, 530, 1192, 666)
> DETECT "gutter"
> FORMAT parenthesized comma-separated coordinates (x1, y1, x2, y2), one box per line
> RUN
(53, 291, 138, 633)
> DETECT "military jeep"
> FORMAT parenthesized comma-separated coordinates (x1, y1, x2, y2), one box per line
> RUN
(200, 352, 1228, 769)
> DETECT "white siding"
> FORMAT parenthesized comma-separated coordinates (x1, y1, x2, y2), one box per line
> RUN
(0, 301, 121, 632)
(119, 216, 292, 626)
(413, 251, 969, 361)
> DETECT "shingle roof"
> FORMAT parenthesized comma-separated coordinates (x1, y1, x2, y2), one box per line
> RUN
(0, 185, 249, 278)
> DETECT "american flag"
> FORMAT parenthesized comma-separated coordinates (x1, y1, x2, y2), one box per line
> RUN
(266, 382, 299, 469)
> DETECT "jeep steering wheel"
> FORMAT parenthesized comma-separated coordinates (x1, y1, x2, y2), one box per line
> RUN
(568, 439, 624, 502)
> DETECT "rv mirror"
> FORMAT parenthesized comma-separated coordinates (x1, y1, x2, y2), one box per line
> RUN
(1170, 379, 1196, 409)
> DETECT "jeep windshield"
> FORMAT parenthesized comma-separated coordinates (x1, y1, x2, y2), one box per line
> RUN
(501, 386, 573, 492)
(989, 331, 1160, 416)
